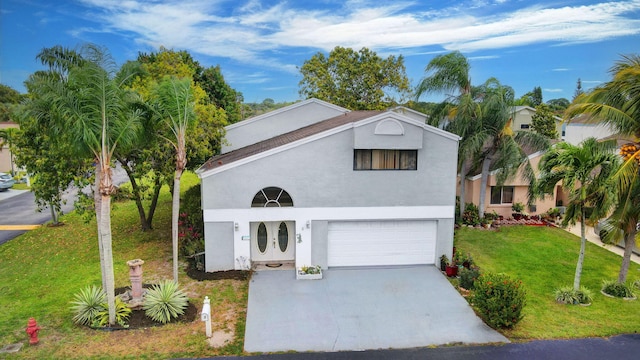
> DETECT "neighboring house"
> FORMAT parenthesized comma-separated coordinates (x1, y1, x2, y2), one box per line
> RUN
(459, 149, 568, 219)
(512, 106, 564, 140)
(196, 98, 460, 272)
(0, 122, 19, 174)
(564, 114, 615, 145)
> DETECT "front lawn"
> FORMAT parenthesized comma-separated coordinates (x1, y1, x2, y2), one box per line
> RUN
(0, 172, 249, 359)
(455, 226, 640, 340)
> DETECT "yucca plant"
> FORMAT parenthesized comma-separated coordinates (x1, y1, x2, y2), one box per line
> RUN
(143, 280, 189, 324)
(70, 285, 106, 326)
(555, 286, 593, 305)
(94, 297, 132, 327)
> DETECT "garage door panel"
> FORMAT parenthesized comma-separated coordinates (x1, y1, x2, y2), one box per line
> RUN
(328, 220, 436, 267)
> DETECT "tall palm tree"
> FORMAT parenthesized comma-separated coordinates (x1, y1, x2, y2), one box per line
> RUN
(34, 44, 142, 324)
(474, 79, 550, 218)
(415, 51, 481, 219)
(536, 138, 619, 290)
(566, 54, 640, 283)
(152, 76, 196, 283)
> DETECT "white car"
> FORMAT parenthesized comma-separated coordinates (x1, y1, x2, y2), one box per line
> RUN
(0, 172, 15, 192)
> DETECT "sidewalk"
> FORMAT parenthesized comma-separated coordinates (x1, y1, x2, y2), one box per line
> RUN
(565, 222, 640, 265)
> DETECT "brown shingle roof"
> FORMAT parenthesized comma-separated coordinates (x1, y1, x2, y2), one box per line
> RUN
(198, 110, 382, 173)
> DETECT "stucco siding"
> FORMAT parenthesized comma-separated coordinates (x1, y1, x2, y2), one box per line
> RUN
(311, 220, 329, 268)
(204, 222, 235, 272)
(202, 126, 458, 210)
(222, 101, 348, 153)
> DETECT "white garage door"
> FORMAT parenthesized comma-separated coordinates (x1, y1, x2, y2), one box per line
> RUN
(327, 220, 437, 267)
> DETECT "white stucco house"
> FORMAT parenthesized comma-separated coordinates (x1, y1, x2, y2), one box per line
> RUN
(196, 99, 460, 272)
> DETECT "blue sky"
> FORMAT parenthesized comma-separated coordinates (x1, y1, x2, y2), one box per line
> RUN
(1, 0, 639, 104)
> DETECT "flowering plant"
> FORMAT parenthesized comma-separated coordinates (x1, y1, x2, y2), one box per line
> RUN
(298, 265, 322, 275)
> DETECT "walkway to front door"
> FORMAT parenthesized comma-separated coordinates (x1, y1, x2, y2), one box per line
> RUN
(250, 221, 295, 263)
(244, 266, 508, 352)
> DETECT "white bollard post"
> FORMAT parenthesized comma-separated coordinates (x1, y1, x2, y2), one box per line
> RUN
(201, 296, 212, 338)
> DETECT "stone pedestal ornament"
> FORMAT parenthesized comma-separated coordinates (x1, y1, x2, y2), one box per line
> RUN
(127, 259, 145, 307)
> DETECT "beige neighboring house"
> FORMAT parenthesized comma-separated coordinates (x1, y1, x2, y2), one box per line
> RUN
(0, 122, 19, 174)
(459, 150, 568, 219)
(456, 107, 567, 219)
(512, 106, 564, 140)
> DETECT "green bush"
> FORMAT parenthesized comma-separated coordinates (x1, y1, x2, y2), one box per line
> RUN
(601, 280, 635, 298)
(472, 273, 526, 329)
(179, 184, 204, 257)
(554, 286, 593, 305)
(70, 285, 106, 326)
(462, 203, 480, 226)
(459, 267, 480, 290)
(143, 280, 189, 324)
(94, 297, 132, 327)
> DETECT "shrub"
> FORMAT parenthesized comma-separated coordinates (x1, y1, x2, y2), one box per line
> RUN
(472, 273, 526, 329)
(179, 184, 204, 257)
(601, 280, 635, 298)
(634, 279, 640, 291)
(511, 202, 525, 213)
(94, 297, 132, 327)
(459, 267, 480, 290)
(462, 203, 480, 226)
(554, 286, 593, 305)
(70, 285, 106, 326)
(143, 280, 189, 324)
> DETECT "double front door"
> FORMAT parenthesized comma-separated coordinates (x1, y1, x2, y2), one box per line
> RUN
(251, 221, 295, 262)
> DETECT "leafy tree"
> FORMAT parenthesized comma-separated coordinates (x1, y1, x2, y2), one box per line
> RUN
(13, 84, 89, 225)
(34, 44, 143, 325)
(0, 84, 25, 122)
(516, 86, 543, 107)
(415, 51, 482, 220)
(566, 54, 640, 283)
(531, 103, 559, 139)
(299, 46, 411, 110)
(151, 76, 196, 283)
(196, 65, 242, 124)
(120, 48, 226, 231)
(546, 98, 570, 115)
(536, 138, 619, 291)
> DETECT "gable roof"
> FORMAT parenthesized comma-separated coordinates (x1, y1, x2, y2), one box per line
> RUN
(198, 110, 381, 175)
(197, 109, 460, 178)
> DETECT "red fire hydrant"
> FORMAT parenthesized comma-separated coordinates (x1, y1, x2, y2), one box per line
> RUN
(26, 318, 41, 345)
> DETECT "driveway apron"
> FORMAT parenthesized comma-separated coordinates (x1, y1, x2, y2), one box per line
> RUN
(244, 266, 507, 352)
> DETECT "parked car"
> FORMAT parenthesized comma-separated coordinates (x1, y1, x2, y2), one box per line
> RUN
(595, 219, 640, 255)
(0, 172, 16, 192)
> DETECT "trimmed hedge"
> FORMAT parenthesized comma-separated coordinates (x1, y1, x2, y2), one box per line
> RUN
(473, 272, 526, 329)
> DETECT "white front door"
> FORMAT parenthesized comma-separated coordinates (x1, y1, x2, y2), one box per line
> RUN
(251, 221, 295, 262)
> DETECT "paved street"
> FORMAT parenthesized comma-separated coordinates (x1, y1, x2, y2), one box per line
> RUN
(208, 334, 640, 360)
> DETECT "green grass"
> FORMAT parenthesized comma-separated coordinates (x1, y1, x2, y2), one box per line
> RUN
(0, 171, 249, 359)
(455, 226, 640, 340)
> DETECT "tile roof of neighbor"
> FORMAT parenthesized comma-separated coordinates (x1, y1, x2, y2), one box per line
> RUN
(199, 110, 382, 173)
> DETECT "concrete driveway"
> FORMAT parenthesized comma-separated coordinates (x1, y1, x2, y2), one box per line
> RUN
(244, 266, 508, 353)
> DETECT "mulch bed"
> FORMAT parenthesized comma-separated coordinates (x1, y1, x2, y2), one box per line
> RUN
(94, 264, 250, 330)
(185, 259, 251, 281)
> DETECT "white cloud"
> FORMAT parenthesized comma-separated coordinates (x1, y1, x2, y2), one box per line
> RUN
(72, 0, 640, 74)
(552, 68, 570, 72)
(543, 88, 563, 93)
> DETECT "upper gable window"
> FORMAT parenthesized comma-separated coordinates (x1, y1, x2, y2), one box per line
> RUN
(354, 149, 417, 170)
(251, 187, 293, 207)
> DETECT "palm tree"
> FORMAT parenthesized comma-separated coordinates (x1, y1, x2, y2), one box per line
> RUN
(151, 76, 196, 283)
(34, 44, 142, 324)
(566, 54, 640, 283)
(415, 51, 481, 219)
(536, 138, 619, 290)
(473, 79, 550, 218)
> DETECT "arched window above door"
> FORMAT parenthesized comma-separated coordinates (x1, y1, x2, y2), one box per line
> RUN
(251, 187, 294, 207)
